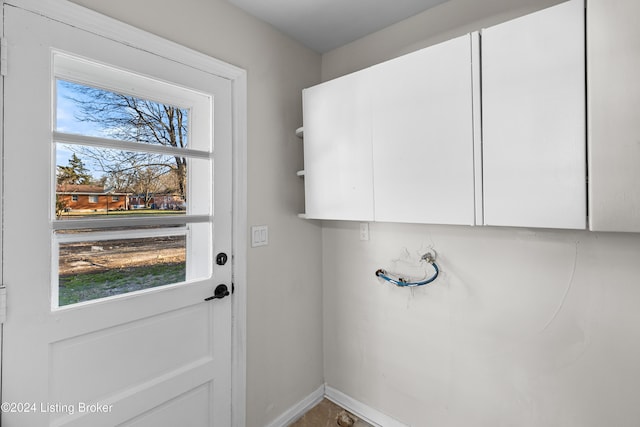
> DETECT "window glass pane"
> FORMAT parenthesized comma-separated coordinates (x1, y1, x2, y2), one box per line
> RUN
(52, 56, 213, 310)
(57, 234, 186, 307)
(55, 144, 210, 218)
(56, 79, 190, 149)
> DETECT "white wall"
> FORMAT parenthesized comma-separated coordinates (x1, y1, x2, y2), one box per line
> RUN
(321, 1, 640, 426)
(67, 1, 324, 426)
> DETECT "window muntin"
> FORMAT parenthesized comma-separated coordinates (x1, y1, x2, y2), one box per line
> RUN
(52, 52, 213, 309)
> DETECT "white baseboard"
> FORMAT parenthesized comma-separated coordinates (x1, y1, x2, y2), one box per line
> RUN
(263, 384, 409, 427)
(263, 384, 325, 427)
(324, 385, 409, 427)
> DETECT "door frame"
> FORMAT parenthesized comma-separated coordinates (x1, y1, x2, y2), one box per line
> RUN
(0, 0, 248, 425)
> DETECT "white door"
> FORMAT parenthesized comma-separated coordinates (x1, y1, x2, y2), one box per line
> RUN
(2, 4, 233, 427)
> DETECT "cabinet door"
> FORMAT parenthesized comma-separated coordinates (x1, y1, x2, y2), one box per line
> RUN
(371, 34, 478, 225)
(588, 0, 640, 232)
(303, 70, 374, 220)
(482, 0, 586, 229)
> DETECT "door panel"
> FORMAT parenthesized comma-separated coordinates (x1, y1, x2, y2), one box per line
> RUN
(49, 305, 211, 405)
(2, 5, 232, 426)
(119, 385, 212, 427)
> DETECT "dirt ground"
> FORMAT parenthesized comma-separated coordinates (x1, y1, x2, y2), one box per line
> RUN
(58, 235, 186, 276)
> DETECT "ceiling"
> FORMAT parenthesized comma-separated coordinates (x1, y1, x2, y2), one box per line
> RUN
(226, 0, 452, 53)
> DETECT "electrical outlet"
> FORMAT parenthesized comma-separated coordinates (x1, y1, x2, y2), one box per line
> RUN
(359, 223, 370, 241)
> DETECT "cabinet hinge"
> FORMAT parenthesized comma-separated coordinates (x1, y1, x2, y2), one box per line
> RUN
(0, 286, 6, 323)
(1, 37, 7, 76)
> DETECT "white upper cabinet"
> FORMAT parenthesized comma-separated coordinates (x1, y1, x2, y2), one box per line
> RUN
(303, 69, 374, 220)
(481, 0, 586, 229)
(371, 34, 478, 225)
(302, 0, 589, 229)
(302, 35, 478, 224)
(588, 0, 640, 232)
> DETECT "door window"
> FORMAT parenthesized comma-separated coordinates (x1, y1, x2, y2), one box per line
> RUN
(53, 52, 213, 308)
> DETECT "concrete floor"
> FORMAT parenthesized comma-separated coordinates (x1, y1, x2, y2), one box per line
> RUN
(289, 399, 373, 427)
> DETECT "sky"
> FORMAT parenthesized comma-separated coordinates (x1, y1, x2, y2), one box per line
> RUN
(56, 79, 105, 178)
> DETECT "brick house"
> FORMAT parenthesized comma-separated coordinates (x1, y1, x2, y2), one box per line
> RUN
(56, 184, 131, 212)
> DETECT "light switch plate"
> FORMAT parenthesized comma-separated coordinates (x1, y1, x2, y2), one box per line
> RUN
(251, 225, 268, 247)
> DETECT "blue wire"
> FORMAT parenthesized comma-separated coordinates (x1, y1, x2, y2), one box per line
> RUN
(375, 262, 439, 287)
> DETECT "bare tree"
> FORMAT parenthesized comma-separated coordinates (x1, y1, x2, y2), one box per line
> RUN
(60, 80, 189, 199)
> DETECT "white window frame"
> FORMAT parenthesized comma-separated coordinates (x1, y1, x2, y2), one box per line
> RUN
(52, 52, 216, 309)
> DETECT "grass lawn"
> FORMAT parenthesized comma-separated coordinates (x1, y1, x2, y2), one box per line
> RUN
(59, 262, 186, 306)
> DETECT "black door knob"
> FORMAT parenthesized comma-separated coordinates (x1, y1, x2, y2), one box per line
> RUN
(204, 284, 230, 301)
